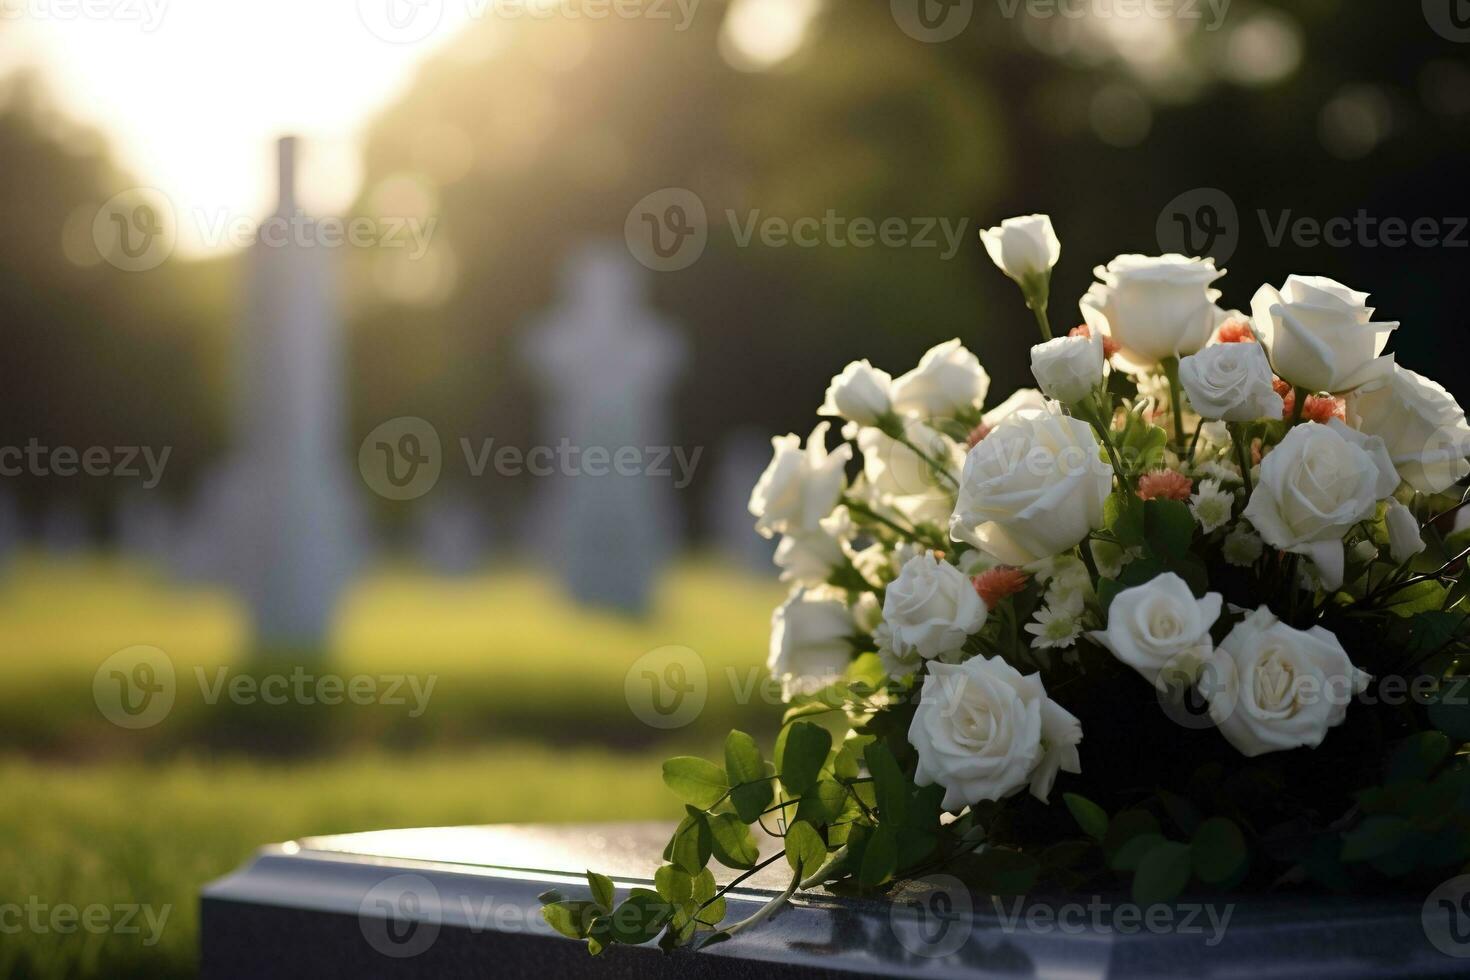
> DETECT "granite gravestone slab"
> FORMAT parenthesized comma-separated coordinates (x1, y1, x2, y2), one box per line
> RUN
(200, 822, 1465, 978)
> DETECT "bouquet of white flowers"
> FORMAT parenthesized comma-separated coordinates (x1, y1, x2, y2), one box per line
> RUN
(542, 215, 1470, 955)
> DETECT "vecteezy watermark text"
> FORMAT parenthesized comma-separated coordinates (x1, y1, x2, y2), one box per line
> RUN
(0, 898, 171, 946)
(0, 0, 167, 30)
(991, 896, 1234, 944)
(0, 440, 170, 488)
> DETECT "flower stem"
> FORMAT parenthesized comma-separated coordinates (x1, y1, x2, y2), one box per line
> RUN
(1227, 422, 1253, 495)
(717, 868, 803, 942)
(1030, 301, 1053, 342)
(1288, 387, 1309, 428)
(896, 435, 959, 489)
(1160, 356, 1187, 452)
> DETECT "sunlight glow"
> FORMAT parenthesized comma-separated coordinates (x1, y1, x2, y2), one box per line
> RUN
(0, 0, 482, 257)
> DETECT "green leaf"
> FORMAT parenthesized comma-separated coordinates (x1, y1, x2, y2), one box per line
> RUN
(608, 889, 673, 945)
(969, 847, 1040, 895)
(796, 778, 848, 825)
(1385, 580, 1450, 618)
(1096, 578, 1125, 614)
(1190, 818, 1247, 885)
(542, 900, 598, 940)
(778, 722, 832, 796)
(784, 821, 827, 879)
(1063, 793, 1109, 841)
(662, 757, 729, 810)
(1145, 499, 1195, 559)
(1132, 841, 1192, 905)
(724, 731, 775, 823)
(1105, 491, 1146, 547)
(653, 865, 692, 905)
(586, 871, 615, 913)
(1104, 809, 1161, 860)
(1341, 815, 1412, 862)
(707, 812, 760, 870)
(666, 807, 713, 875)
(859, 823, 898, 888)
(864, 742, 908, 826)
(1389, 732, 1451, 784)
(691, 868, 725, 925)
(1110, 832, 1165, 872)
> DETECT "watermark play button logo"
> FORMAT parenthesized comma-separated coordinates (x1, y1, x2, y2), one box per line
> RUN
(359, 874, 442, 959)
(359, 416, 443, 500)
(891, 0, 972, 43)
(1156, 187, 1240, 265)
(94, 645, 176, 729)
(357, 0, 444, 43)
(624, 188, 708, 272)
(625, 645, 707, 730)
(93, 187, 176, 272)
(1424, 0, 1470, 42)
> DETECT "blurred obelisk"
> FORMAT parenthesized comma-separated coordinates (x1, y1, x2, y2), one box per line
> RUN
(177, 137, 362, 651)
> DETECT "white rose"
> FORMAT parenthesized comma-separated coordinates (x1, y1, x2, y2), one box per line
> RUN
(892, 339, 991, 418)
(1241, 420, 1399, 590)
(1088, 573, 1223, 688)
(1250, 275, 1398, 394)
(1203, 607, 1370, 757)
(768, 588, 854, 701)
(1029, 331, 1104, 405)
(1345, 365, 1470, 493)
(1081, 254, 1227, 370)
(1384, 499, 1426, 565)
(819, 359, 894, 427)
(1177, 342, 1284, 422)
(979, 214, 1061, 285)
(857, 419, 962, 528)
(774, 506, 853, 588)
(981, 388, 1049, 430)
(881, 552, 988, 662)
(910, 655, 1081, 808)
(749, 422, 852, 539)
(950, 406, 1113, 565)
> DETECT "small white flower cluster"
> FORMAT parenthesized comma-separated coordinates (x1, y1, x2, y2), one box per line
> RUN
(747, 213, 1470, 813)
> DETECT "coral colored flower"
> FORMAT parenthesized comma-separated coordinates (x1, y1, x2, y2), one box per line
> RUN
(1217, 320, 1255, 343)
(1137, 469, 1193, 502)
(1070, 324, 1121, 359)
(1301, 395, 1346, 424)
(1273, 377, 1292, 397)
(966, 423, 992, 448)
(972, 566, 1029, 608)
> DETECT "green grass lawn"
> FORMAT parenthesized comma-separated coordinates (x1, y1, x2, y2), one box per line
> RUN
(0, 555, 783, 978)
(1, 746, 679, 979)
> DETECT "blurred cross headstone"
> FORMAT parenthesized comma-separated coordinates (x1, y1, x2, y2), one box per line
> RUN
(115, 491, 175, 567)
(414, 490, 492, 576)
(176, 137, 364, 652)
(38, 498, 89, 554)
(707, 428, 778, 574)
(0, 490, 19, 570)
(521, 241, 686, 614)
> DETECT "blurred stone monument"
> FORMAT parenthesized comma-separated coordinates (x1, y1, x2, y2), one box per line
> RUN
(39, 498, 89, 554)
(116, 491, 175, 566)
(707, 428, 778, 573)
(414, 491, 491, 576)
(176, 137, 363, 649)
(521, 242, 686, 614)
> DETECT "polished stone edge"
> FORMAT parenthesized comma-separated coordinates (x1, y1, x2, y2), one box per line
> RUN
(200, 842, 1464, 979)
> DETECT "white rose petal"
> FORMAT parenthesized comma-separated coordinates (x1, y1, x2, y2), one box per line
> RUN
(749, 422, 852, 539)
(981, 388, 1050, 430)
(1345, 365, 1470, 493)
(950, 406, 1113, 565)
(1251, 275, 1398, 394)
(1177, 342, 1284, 422)
(768, 588, 853, 702)
(909, 655, 1081, 809)
(892, 339, 992, 418)
(1029, 331, 1104, 405)
(979, 214, 1061, 285)
(1081, 254, 1227, 371)
(819, 359, 894, 427)
(1088, 572, 1222, 688)
(857, 419, 963, 528)
(881, 552, 988, 664)
(1241, 420, 1399, 590)
(1203, 608, 1370, 757)
(1384, 499, 1426, 565)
